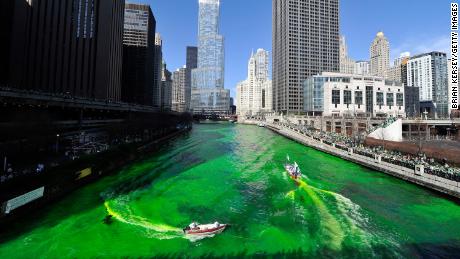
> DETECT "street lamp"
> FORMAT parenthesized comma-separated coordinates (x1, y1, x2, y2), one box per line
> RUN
(56, 134, 60, 154)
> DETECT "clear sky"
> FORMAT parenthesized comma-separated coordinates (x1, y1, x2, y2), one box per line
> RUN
(136, 0, 453, 98)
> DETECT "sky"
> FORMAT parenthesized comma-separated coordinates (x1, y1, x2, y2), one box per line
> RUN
(137, 0, 453, 98)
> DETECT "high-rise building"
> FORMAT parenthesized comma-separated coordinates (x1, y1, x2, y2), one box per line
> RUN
(354, 61, 370, 75)
(161, 62, 173, 111)
(191, 0, 230, 115)
(185, 46, 198, 111)
(272, 0, 340, 114)
(153, 33, 163, 108)
(3, 0, 125, 101)
(407, 52, 449, 118)
(339, 36, 356, 74)
(370, 32, 390, 78)
(386, 52, 410, 83)
(236, 49, 273, 116)
(122, 3, 156, 106)
(404, 86, 420, 118)
(172, 66, 187, 112)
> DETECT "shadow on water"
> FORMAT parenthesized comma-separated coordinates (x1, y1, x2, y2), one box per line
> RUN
(0, 129, 231, 244)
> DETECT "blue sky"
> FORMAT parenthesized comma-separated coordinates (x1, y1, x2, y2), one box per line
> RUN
(137, 0, 452, 97)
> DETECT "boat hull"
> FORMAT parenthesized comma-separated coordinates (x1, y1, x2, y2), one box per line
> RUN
(184, 224, 227, 236)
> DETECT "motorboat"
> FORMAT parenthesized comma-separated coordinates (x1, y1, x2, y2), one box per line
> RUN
(258, 123, 265, 127)
(284, 155, 302, 180)
(183, 222, 228, 236)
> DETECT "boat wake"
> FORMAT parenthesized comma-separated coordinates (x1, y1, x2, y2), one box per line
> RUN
(104, 199, 183, 240)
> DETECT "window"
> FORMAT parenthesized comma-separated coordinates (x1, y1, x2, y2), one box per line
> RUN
(387, 93, 394, 107)
(397, 93, 404, 106)
(344, 90, 352, 107)
(377, 92, 384, 106)
(355, 91, 363, 105)
(332, 90, 340, 108)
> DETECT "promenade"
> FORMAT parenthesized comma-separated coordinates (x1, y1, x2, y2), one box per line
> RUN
(257, 121, 460, 199)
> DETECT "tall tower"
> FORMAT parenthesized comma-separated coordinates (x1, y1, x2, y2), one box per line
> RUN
(122, 3, 156, 106)
(191, 0, 230, 115)
(339, 35, 355, 74)
(237, 49, 273, 116)
(153, 33, 163, 108)
(272, 0, 340, 114)
(370, 31, 390, 78)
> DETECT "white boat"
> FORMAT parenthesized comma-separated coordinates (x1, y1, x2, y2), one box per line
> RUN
(284, 155, 302, 180)
(183, 222, 228, 236)
(258, 123, 265, 127)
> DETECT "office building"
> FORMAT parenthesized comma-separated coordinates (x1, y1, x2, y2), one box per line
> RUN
(172, 66, 187, 112)
(386, 52, 410, 84)
(4, 0, 125, 101)
(272, 0, 340, 113)
(236, 49, 273, 116)
(122, 3, 156, 106)
(153, 33, 163, 108)
(404, 86, 420, 118)
(339, 36, 356, 74)
(303, 72, 405, 117)
(407, 52, 449, 118)
(370, 32, 390, 78)
(161, 62, 172, 111)
(185, 46, 198, 111)
(191, 0, 230, 115)
(354, 61, 370, 75)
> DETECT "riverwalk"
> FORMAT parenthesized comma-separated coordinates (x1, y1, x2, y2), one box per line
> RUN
(259, 122, 460, 199)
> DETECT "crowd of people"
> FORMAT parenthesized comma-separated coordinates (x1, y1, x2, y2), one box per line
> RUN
(275, 121, 460, 182)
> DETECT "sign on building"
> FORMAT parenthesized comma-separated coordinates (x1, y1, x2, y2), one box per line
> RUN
(3, 187, 45, 214)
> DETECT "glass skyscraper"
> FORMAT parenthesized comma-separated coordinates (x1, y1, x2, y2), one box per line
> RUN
(191, 0, 230, 115)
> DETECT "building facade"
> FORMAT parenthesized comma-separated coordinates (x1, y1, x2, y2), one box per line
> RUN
(153, 33, 163, 108)
(236, 49, 273, 116)
(386, 52, 410, 84)
(122, 3, 156, 106)
(303, 72, 405, 118)
(404, 86, 420, 118)
(172, 67, 187, 112)
(370, 32, 390, 78)
(4, 0, 125, 101)
(354, 61, 370, 75)
(272, 0, 340, 114)
(186, 46, 198, 111)
(407, 52, 449, 118)
(339, 36, 356, 74)
(191, 0, 230, 115)
(161, 62, 172, 111)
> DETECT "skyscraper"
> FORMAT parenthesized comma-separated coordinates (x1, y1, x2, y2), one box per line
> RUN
(339, 36, 356, 74)
(191, 0, 230, 115)
(186, 46, 198, 111)
(272, 0, 340, 114)
(122, 3, 156, 106)
(153, 33, 163, 108)
(370, 32, 390, 78)
(172, 66, 187, 112)
(161, 62, 173, 111)
(4, 0, 125, 101)
(407, 52, 449, 118)
(236, 49, 273, 116)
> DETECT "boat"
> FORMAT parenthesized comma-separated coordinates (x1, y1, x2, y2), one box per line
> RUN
(258, 123, 265, 127)
(284, 155, 302, 180)
(183, 222, 228, 236)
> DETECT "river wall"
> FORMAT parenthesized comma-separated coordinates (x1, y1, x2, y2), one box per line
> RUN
(0, 126, 192, 224)
(255, 122, 460, 199)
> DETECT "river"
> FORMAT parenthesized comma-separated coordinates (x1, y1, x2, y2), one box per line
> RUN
(0, 123, 459, 258)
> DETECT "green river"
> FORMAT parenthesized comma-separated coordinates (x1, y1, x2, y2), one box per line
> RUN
(1, 123, 460, 258)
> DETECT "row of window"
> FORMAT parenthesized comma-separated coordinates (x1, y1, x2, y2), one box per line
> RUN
(331, 90, 404, 106)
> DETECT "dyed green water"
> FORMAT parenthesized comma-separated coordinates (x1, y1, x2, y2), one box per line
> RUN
(1, 123, 460, 258)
